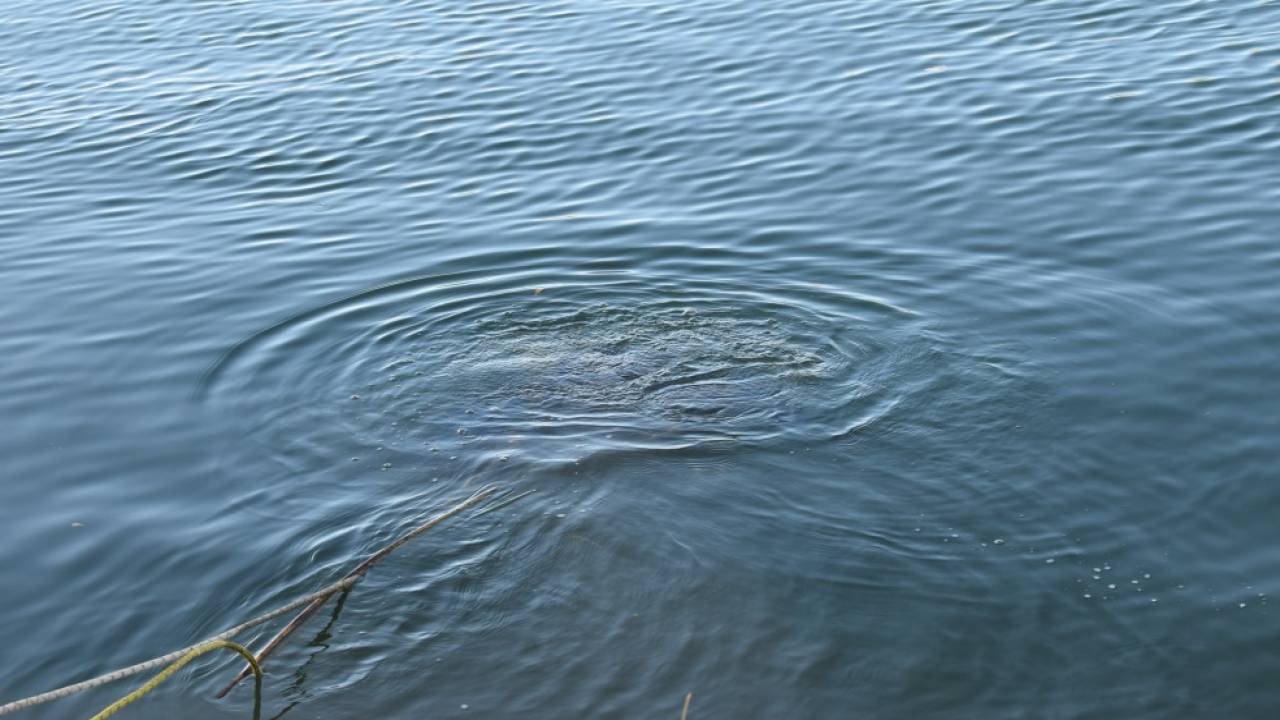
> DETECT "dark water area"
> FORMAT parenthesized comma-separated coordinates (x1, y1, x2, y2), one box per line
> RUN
(2, 1, 1279, 717)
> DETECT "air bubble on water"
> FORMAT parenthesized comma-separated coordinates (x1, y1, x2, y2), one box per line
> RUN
(382, 463, 392, 470)
(1131, 579, 1139, 584)
(1103, 564, 1111, 570)
(1239, 602, 1247, 608)
(1108, 584, 1117, 589)
(993, 538, 1005, 545)
(1045, 558, 1055, 564)
(1151, 598, 1158, 603)
(1083, 593, 1092, 599)
(1093, 575, 1101, 580)
(1093, 568, 1101, 573)
(1143, 573, 1151, 579)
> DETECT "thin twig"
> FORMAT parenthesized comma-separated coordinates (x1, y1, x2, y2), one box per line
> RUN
(475, 488, 536, 517)
(216, 485, 500, 698)
(680, 691, 693, 720)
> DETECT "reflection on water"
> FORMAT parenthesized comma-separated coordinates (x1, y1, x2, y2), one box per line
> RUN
(1, 0, 1278, 718)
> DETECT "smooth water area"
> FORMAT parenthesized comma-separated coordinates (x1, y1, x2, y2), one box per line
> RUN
(2, 1, 1279, 717)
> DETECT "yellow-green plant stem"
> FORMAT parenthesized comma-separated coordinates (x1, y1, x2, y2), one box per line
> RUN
(89, 640, 262, 720)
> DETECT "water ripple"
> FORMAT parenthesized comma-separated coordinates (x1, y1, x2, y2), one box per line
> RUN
(201, 248, 993, 470)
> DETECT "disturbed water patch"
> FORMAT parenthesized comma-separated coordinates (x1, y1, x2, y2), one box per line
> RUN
(200, 255, 976, 472)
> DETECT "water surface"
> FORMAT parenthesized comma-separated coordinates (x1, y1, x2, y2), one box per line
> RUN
(2, 1, 1279, 717)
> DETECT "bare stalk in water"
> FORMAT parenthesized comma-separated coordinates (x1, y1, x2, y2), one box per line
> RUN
(216, 484, 502, 698)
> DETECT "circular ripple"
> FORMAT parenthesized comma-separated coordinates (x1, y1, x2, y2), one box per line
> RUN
(201, 250, 974, 472)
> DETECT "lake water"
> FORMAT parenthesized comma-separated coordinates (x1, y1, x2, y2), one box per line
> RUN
(2, 1, 1278, 718)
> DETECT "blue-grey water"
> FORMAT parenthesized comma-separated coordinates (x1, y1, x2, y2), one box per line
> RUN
(2, 1, 1278, 718)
